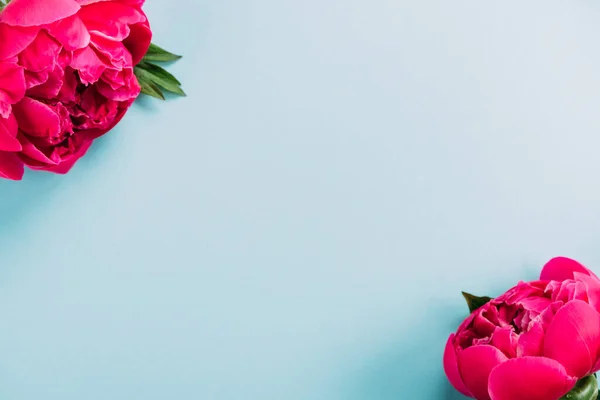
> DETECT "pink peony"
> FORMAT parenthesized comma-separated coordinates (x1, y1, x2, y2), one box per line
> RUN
(444, 257, 600, 400)
(0, 0, 151, 179)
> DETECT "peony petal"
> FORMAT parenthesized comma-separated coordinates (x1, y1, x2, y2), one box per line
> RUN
(443, 334, 471, 397)
(78, 2, 144, 41)
(497, 281, 547, 305)
(0, 0, 80, 27)
(17, 133, 56, 167)
(593, 356, 600, 374)
(123, 22, 151, 65)
(0, 24, 39, 60)
(0, 62, 26, 106)
(96, 68, 141, 101)
(539, 301, 563, 330)
(551, 281, 583, 304)
(34, 138, 93, 174)
(518, 296, 552, 314)
(575, 272, 600, 313)
(472, 307, 498, 337)
(71, 47, 108, 84)
(12, 98, 61, 138)
(57, 67, 79, 102)
(0, 139, 20, 158)
(572, 281, 589, 301)
(544, 299, 600, 378)
(0, 151, 24, 180)
(541, 257, 596, 281)
(458, 345, 508, 400)
(89, 33, 132, 69)
(17, 31, 62, 73)
(0, 114, 21, 152)
(491, 327, 517, 358)
(488, 356, 576, 400)
(516, 321, 544, 357)
(26, 65, 64, 99)
(75, 0, 145, 5)
(46, 14, 90, 51)
(0, 103, 9, 120)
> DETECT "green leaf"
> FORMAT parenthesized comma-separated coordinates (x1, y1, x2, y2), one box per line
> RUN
(561, 375, 598, 400)
(136, 73, 165, 100)
(142, 43, 182, 63)
(138, 61, 181, 85)
(461, 291, 492, 313)
(136, 62, 185, 96)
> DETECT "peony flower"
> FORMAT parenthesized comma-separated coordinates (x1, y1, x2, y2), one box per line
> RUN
(444, 257, 600, 400)
(0, 0, 152, 179)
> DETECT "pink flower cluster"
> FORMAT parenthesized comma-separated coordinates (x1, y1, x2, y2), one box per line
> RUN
(0, 0, 151, 180)
(444, 257, 600, 400)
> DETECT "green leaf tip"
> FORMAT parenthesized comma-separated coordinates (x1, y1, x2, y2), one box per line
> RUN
(461, 291, 492, 313)
(142, 43, 183, 63)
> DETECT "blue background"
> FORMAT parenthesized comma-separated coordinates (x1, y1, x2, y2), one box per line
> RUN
(1, 0, 600, 398)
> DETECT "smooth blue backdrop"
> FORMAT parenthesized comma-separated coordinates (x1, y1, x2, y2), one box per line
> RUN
(1, 0, 600, 398)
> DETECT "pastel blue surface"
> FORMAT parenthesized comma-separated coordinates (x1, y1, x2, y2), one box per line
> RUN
(2, 0, 600, 398)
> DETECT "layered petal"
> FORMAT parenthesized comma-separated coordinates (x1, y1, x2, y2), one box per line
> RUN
(76, 0, 145, 5)
(0, 0, 80, 27)
(443, 334, 471, 397)
(490, 327, 517, 358)
(544, 299, 600, 377)
(96, 68, 140, 101)
(26, 137, 93, 174)
(18, 31, 62, 72)
(574, 272, 600, 312)
(0, 62, 26, 111)
(90, 33, 132, 69)
(0, 114, 21, 152)
(0, 151, 24, 180)
(488, 357, 576, 400)
(0, 24, 39, 60)
(541, 257, 597, 281)
(516, 322, 544, 357)
(71, 46, 108, 84)
(123, 22, 151, 65)
(17, 133, 56, 167)
(458, 345, 508, 400)
(78, 2, 145, 40)
(26, 65, 65, 99)
(12, 98, 62, 138)
(46, 14, 91, 51)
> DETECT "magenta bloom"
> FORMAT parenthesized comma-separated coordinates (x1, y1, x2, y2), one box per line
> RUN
(0, 0, 151, 179)
(444, 257, 600, 400)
